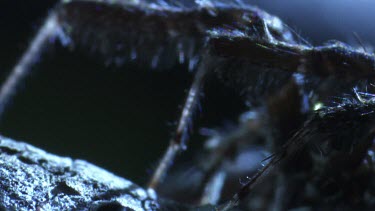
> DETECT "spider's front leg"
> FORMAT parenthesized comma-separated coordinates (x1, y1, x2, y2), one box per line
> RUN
(148, 56, 209, 189)
(0, 12, 69, 117)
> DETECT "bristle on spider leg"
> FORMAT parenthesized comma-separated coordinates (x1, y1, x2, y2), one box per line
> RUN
(148, 60, 208, 189)
(0, 12, 65, 117)
(217, 151, 284, 211)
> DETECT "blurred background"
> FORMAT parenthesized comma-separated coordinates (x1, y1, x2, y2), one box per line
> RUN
(0, 0, 374, 186)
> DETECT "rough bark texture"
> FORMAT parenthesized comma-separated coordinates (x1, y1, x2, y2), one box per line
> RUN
(0, 136, 159, 211)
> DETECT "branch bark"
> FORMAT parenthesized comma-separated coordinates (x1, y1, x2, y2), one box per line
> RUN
(0, 136, 159, 211)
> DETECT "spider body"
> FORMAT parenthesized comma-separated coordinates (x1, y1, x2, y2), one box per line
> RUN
(2, 0, 375, 210)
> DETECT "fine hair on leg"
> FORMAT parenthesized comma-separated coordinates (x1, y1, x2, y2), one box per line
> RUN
(148, 58, 209, 189)
(0, 12, 68, 117)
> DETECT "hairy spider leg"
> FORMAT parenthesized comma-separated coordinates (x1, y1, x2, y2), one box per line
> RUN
(148, 58, 208, 189)
(0, 12, 68, 117)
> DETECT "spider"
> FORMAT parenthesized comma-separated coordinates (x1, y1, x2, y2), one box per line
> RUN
(2, 0, 375, 210)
